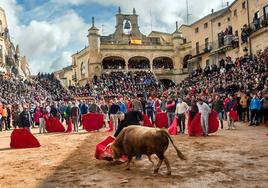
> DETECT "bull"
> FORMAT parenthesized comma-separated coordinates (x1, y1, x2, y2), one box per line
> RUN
(110, 125, 186, 175)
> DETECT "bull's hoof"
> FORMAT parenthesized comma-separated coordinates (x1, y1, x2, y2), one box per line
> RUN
(166, 171, 171, 176)
(124, 167, 130, 171)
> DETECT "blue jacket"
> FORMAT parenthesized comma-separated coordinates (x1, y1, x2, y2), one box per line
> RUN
(250, 98, 261, 110)
(119, 103, 127, 113)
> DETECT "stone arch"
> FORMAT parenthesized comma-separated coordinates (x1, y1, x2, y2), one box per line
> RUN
(183, 55, 192, 68)
(153, 56, 174, 69)
(128, 56, 150, 69)
(102, 56, 126, 70)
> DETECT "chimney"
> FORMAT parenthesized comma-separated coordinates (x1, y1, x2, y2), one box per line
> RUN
(227, 1, 229, 7)
(211, 9, 214, 13)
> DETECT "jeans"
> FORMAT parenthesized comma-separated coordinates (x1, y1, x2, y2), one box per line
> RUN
(201, 114, 209, 136)
(250, 109, 259, 125)
(72, 117, 79, 132)
(39, 117, 46, 133)
(167, 112, 175, 127)
(177, 114, 186, 133)
(111, 114, 118, 130)
(146, 110, 154, 124)
(227, 112, 234, 129)
(218, 112, 223, 129)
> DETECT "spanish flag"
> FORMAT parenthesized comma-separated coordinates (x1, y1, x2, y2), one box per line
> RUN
(130, 38, 142, 45)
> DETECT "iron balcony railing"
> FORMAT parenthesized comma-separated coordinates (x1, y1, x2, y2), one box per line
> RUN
(249, 15, 268, 34)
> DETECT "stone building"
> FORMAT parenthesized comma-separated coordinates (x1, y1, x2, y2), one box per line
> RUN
(56, 0, 268, 87)
(0, 7, 30, 77)
(57, 8, 190, 87)
(179, 0, 268, 71)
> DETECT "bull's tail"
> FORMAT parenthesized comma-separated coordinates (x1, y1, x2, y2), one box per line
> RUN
(162, 130, 186, 160)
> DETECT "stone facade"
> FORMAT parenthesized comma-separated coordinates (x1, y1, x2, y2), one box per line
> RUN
(68, 8, 189, 86)
(0, 7, 30, 77)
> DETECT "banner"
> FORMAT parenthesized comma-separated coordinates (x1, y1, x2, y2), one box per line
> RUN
(130, 38, 142, 45)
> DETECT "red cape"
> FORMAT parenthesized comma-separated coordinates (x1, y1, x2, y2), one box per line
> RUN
(95, 136, 127, 162)
(155, 112, 168, 128)
(187, 110, 219, 136)
(45, 116, 65, 132)
(65, 118, 73, 133)
(82, 113, 104, 132)
(143, 114, 153, 127)
(168, 117, 178, 135)
(10, 129, 40, 148)
(106, 116, 113, 132)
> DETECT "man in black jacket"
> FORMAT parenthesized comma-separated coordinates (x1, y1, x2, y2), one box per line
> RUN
(19, 105, 32, 132)
(114, 111, 144, 137)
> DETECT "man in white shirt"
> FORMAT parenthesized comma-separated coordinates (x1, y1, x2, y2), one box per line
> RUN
(197, 98, 211, 136)
(175, 97, 189, 134)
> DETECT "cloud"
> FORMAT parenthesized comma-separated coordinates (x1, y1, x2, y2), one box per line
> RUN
(0, 0, 234, 74)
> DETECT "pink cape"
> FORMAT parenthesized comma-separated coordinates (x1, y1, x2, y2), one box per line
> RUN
(106, 116, 113, 132)
(45, 116, 65, 132)
(168, 117, 178, 135)
(95, 136, 127, 162)
(143, 114, 153, 127)
(10, 129, 40, 148)
(187, 110, 219, 136)
(82, 113, 104, 132)
(65, 118, 73, 133)
(155, 112, 168, 128)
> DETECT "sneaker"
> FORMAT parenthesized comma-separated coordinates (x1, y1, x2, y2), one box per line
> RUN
(231, 127, 235, 130)
(226, 127, 231, 130)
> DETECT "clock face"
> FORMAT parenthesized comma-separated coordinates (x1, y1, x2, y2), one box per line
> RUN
(123, 19, 132, 35)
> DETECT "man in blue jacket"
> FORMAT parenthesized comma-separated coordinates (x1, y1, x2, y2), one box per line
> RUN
(249, 94, 261, 126)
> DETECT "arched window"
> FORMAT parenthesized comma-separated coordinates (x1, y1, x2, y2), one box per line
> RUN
(102, 56, 126, 69)
(128, 56, 150, 69)
(183, 55, 192, 68)
(153, 57, 174, 69)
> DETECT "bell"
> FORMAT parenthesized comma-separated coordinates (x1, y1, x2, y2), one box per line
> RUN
(124, 20, 131, 29)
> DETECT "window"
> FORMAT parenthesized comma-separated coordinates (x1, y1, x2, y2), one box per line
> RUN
(242, 1, 246, 9)
(205, 38, 209, 50)
(196, 42, 200, 54)
(206, 59, 210, 66)
(234, 9, 237, 16)
(235, 30, 238, 36)
(218, 22, 221, 27)
(204, 23, 208, 29)
(195, 27, 199, 33)
(227, 17, 231, 22)
(264, 5, 268, 20)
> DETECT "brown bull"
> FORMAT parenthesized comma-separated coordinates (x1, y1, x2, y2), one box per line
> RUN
(110, 125, 186, 175)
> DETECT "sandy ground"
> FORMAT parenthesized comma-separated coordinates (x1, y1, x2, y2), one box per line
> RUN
(0, 122, 268, 188)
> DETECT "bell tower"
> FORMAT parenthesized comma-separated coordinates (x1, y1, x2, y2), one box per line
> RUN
(113, 7, 145, 43)
(87, 16, 100, 52)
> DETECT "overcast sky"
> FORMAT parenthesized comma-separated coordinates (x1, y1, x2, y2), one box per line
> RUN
(0, 0, 234, 74)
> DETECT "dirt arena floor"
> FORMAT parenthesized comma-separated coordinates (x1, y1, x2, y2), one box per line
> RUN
(0, 122, 268, 188)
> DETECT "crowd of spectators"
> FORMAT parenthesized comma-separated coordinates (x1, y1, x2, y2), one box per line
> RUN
(91, 71, 161, 97)
(153, 60, 174, 69)
(177, 48, 268, 97)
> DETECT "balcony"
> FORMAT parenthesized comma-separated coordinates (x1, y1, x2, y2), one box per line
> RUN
(249, 15, 268, 35)
(191, 43, 212, 57)
(211, 35, 239, 53)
